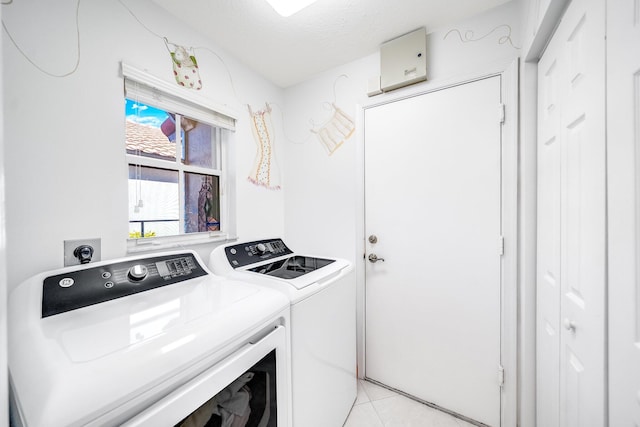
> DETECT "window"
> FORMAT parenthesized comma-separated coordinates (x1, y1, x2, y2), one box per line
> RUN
(123, 64, 236, 244)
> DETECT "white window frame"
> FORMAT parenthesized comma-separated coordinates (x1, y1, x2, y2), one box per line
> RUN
(122, 63, 237, 252)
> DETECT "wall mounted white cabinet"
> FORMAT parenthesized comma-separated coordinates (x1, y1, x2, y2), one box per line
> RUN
(379, 28, 427, 92)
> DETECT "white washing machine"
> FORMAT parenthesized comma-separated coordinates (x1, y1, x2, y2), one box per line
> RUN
(209, 239, 356, 427)
(8, 250, 291, 427)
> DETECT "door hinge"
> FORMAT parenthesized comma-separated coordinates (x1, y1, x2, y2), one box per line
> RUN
(498, 103, 505, 124)
(498, 365, 505, 387)
(499, 236, 505, 256)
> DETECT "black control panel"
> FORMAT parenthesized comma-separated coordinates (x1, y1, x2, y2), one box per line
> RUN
(224, 239, 293, 269)
(42, 253, 208, 318)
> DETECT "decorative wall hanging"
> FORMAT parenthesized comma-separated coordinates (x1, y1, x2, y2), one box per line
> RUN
(247, 103, 281, 190)
(308, 74, 355, 155)
(1, 0, 82, 77)
(165, 39, 202, 90)
(310, 103, 355, 155)
(120, 0, 210, 90)
(267, 75, 355, 156)
(443, 24, 520, 50)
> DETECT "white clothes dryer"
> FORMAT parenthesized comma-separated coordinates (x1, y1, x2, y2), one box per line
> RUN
(209, 239, 357, 427)
(9, 250, 291, 427)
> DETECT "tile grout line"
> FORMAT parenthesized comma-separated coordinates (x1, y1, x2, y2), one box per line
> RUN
(368, 398, 387, 427)
(361, 380, 398, 427)
(358, 380, 372, 404)
(357, 380, 389, 426)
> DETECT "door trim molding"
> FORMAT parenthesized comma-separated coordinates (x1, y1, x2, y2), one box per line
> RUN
(355, 59, 519, 427)
(519, 5, 570, 427)
(501, 58, 519, 427)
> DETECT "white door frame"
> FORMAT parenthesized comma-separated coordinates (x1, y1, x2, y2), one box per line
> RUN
(518, 3, 571, 427)
(355, 59, 518, 427)
(606, 0, 640, 424)
(0, 5, 8, 423)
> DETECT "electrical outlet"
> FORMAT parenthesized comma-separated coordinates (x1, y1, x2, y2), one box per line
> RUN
(64, 238, 102, 266)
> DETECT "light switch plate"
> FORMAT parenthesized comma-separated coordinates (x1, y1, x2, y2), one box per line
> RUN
(64, 238, 101, 266)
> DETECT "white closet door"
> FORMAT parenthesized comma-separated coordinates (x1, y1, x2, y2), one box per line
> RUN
(607, 0, 640, 424)
(536, 0, 606, 426)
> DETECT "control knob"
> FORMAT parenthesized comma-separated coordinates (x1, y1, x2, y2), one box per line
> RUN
(128, 264, 149, 282)
(256, 243, 267, 254)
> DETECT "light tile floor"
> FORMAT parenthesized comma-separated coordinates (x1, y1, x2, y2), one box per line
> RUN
(344, 380, 477, 427)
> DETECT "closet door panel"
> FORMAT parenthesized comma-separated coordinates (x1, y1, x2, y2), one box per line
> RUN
(537, 0, 606, 425)
(537, 51, 562, 427)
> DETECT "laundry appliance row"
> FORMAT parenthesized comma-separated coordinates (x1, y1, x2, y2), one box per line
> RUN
(8, 238, 356, 427)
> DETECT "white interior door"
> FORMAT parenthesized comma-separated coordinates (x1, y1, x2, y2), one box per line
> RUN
(536, 0, 606, 425)
(364, 76, 502, 427)
(607, 0, 640, 424)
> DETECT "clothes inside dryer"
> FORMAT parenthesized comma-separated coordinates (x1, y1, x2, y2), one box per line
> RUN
(249, 256, 335, 279)
(175, 351, 278, 427)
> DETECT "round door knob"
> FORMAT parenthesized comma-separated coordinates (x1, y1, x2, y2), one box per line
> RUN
(128, 264, 148, 282)
(563, 318, 577, 332)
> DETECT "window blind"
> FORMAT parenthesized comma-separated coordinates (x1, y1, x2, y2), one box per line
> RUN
(122, 63, 236, 131)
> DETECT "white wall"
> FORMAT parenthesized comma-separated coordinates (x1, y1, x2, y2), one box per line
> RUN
(2, 0, 528, 423)
(2, 0, 286, 290)
(282, 0, 522, 420)
(283, 0, 522, 261)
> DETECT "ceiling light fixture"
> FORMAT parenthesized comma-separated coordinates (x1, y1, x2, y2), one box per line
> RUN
(265, 0, 318, 17)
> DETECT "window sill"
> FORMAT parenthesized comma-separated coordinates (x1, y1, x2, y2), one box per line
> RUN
(126, 232, 237, 254)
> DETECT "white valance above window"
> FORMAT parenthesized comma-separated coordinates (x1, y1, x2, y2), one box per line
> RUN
(122, 62, 237, 131)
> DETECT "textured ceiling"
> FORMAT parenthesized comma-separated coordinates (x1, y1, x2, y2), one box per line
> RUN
(151, 0, 512, 88)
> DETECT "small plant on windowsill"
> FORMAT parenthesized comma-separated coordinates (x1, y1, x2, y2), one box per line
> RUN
(129, 231, 157, 239)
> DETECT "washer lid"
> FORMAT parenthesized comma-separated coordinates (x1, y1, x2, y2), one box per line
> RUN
(210, 239, 353, 291)
(9, 250, 289, 427)
(248, 256, 335, 280)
